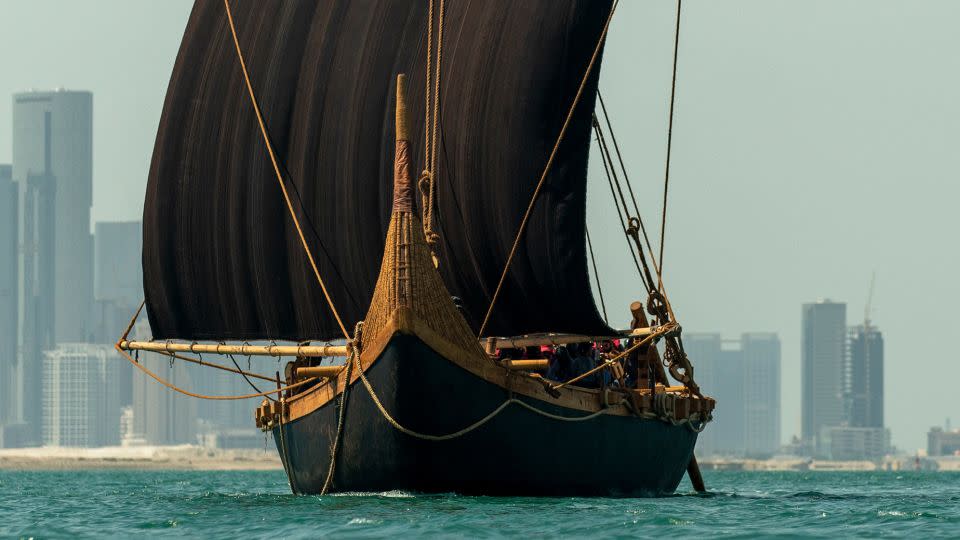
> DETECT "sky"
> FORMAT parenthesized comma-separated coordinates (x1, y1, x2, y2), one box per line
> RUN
(1, 0, 957, 452)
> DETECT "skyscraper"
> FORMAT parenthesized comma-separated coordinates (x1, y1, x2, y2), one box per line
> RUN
(0, 165, 17, 429)
(847, 324, 883, 428)
(93, 221, 142, 309)
(742, 333, 781, 457)
(13, 90, 94, 342)
(129, 320, 197, 445)
(687, 332, 781, 457)
(801, 300, 847, 456)
(42, 344, 121, 447)
(12, 90, 94, 444)
(684, 333, 722, 456)
(92, 221, 142, 407)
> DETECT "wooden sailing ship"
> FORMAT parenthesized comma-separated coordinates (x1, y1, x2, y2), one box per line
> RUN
(117, 0, 715, 496)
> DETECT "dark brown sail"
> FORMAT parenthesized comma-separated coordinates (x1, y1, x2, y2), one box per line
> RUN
(143, 0, 614, 341)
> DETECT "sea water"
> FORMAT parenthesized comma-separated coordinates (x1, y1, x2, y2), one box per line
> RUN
(0, 470, 957, 538)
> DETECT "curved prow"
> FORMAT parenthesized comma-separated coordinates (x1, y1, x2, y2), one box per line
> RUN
(358, 74, 484, 360)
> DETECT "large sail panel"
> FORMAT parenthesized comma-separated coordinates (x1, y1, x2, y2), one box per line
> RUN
(144, 0, 614, 341)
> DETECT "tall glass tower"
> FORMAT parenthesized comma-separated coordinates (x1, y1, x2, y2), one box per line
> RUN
(12, 90, 94, 445)
(801, 300, 847, 456)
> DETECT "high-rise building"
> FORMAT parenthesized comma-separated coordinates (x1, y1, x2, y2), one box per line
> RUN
(13, 90, 94, 343)
(684, 334, 722, 456)
(801, 300, 847, 456)
(130, 320, 197, 445)
(94, 221, 142, 309)
(0, 165, 17, 430)
(16, 166, 56, 446)
(12, 90, 94, 445)
(42, 344, 121, 447)
(742, 333, 781, 457)
(847, 324, 883, 429)
(92, 221, 142, 407)
(687, 332, 781, 457)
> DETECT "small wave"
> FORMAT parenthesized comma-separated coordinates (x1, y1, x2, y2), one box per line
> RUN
(785, 490, 872, 501)
(330, 490, 417, 498)
(347, 517, 382, 525)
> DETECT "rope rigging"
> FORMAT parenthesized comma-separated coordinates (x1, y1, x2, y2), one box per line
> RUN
(585, 228, 608, 323)
(660, 0, 683, 276)
(420, 0, 445, 263)
(479, 0, 620, 337)
(597, 91, 658, 265)
(592, 115, 658, 296)
(222, 0, 349, 339)
(582, 0, 700, 395)
(594, 120, 647, 286)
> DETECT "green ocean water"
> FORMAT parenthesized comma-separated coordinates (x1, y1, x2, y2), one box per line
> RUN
(0, 469, 957, 538)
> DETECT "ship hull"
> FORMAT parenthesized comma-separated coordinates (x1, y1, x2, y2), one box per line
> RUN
(273, 333, 698, 496)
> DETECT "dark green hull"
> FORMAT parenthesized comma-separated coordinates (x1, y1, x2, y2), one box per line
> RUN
(274, 334, 698, 496)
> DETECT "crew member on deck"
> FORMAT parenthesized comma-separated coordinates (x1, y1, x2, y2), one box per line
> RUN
(571, 342, 599, 388)
(546, 345, 573, 382)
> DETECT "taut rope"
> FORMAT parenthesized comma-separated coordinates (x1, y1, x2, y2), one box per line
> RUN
(420, 0, 445, 258)
(479, 0, 620, 337)
(659, 0, 683, 277)
(222, 0, 349, 339)
(585, 228, 608, 323)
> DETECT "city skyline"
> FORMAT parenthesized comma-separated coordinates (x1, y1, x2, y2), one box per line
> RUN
(2, 1, 959, 451)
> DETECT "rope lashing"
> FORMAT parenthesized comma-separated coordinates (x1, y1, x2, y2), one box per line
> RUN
(479, 0, 620, 337)
(222, 0, 349, 340)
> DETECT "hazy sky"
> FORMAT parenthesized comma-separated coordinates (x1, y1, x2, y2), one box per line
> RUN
(1, 1, 957, 452)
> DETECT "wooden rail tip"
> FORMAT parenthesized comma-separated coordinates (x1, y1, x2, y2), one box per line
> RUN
(396, 73, 408, 141)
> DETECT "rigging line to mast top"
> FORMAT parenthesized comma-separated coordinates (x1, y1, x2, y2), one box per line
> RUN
(479, 0, 619, 337)
(597, 91, 659, 276)
(222, 0, 349, 339)
(659, 0, 683, 283)
(585, 228, 608, 323)
(593, 119, 647, 289)
(420, 0, 444, 256)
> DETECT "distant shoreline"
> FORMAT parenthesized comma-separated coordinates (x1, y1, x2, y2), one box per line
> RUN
(0, 445, 283, 471)
(698, 456, 960, 472)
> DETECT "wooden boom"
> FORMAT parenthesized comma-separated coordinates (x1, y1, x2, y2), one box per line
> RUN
(120, 326, 659, 359)
(117, 340, 349, 358)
